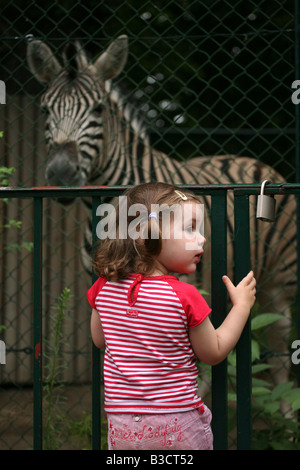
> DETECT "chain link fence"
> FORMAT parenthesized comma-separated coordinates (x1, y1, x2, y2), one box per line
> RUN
(0, 0, 299, 450)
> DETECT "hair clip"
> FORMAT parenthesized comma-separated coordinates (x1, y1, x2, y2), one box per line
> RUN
(148, 212, 158, 220)
(174, 189, 188, 200)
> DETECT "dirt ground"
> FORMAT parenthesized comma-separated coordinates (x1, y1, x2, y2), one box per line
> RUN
(0, 384, 106, 450)
(1, 385, 237, 450)
(1, 385, 275, 450)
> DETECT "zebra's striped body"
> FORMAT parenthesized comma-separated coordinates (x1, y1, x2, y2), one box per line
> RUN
(27, 36, 297, 412)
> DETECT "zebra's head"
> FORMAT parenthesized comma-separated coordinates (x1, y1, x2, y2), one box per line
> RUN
(27, 35, 128, 187)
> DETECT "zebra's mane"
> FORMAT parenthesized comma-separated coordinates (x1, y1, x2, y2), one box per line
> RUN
(62, 43, 82, 80)
(105, 80, 150, 142)
(61, 40, 94, 83)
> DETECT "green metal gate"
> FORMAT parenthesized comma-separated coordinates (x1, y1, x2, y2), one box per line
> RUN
(1, 0, 300, 451)
(1, 182, 299, 450)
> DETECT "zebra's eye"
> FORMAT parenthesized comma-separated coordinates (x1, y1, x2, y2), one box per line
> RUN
(93, 104, 104, 115)
(41, 106, 49, 116)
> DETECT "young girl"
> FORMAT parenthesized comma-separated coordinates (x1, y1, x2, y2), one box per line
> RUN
(88, 182, 256, 450)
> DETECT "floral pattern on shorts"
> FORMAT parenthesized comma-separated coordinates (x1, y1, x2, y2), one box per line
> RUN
(109, 416, 182, 448)
(107, 406, 213, 450)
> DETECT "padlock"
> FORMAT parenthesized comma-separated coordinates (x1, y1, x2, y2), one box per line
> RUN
(256, 180, 276, 222)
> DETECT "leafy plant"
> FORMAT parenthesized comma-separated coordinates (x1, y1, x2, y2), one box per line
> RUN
(0, 165, 15, 185)
(226, 312, 300, 449)
(0, 162, 33, 253)
(66, 411, 93, 450)
(43, 287, 71, 450)
(251, 381, 300, 450)
(66, 412, 109, 450)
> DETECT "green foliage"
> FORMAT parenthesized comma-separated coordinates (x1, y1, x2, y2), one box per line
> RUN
(43, 288, 71, 450)
(42, 288, 108, 450)
(227, 312, 300, 450)
(0, 161, 34, 253)
(66, 412, 93, 450)
(251, 313, 285, 331)
(0, 166, 15, 186)
(66, 412, 108, 450)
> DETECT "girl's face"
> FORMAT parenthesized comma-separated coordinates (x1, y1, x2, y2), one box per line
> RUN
(153, 201, 206, 275)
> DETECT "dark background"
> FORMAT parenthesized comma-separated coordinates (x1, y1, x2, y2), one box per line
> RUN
(0, 0, 297, 180)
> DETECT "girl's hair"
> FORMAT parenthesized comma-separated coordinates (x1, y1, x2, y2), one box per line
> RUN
(92, 182, 200, 280)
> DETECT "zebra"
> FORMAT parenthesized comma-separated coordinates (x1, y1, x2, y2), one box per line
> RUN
(27, 35, 297, 413)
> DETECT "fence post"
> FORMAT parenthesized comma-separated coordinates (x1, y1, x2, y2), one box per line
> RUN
(92, 196, 101, 450)
(295, 0, 300, 403)
(234, 190, 252, 449)
(211, 190, 228, 450)
(33, 197, 43, 450)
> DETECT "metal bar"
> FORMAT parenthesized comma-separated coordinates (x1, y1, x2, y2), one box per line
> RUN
(1, 183, 298, 450)
(211, 191, 228, 450)
(33, 197, 43, 450)
(150, 126, 296, 137)
(1, 183, 300, 199)
(295, 0, 300, 409)
(234, 192, 252, 450)
(92, 196, 101, 450)
(296, 0, 300, 185)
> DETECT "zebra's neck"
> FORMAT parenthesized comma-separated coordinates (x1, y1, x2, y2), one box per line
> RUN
(90, 83, 152, 187)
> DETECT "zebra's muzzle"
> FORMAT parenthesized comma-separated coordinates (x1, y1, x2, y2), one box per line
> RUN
(46, 143, 86, 188)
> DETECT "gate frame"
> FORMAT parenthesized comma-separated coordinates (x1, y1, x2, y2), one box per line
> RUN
(1, 182, 299, 450)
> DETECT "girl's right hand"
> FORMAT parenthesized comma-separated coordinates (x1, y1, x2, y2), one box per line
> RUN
(222, 270, 256, 309)
(189, 270, 256, 366)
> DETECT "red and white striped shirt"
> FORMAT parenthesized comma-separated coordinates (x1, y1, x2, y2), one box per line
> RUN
(87, 274, 211, 414)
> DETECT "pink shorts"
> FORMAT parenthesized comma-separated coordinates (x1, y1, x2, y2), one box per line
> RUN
(107, 405, 213, 450)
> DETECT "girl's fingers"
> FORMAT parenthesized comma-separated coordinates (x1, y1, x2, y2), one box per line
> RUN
(240, 271, 255, 286)
(222, 275, 235, 292)
(222, 271, 256, 294)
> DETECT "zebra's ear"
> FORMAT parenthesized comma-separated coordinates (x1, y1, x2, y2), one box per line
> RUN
(93, 35, 128, 81)
(27, 40, 62, 84)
